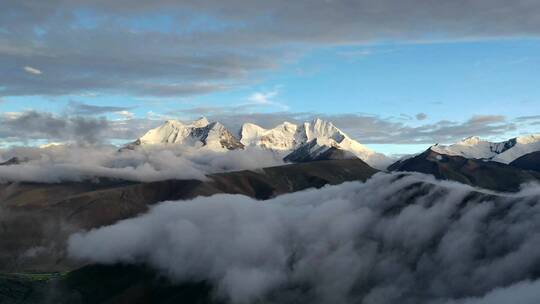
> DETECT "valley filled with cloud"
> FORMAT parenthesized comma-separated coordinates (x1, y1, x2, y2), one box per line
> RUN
(69, 172, 540, 304)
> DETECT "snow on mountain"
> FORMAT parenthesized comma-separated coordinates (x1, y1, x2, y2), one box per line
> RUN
(242, 118, 391, 169)
(240, 122, 299, 150)
(430, 134, 540, 163)
(283, 138, 358, 163)
(129, 117, 391, 169)
(131, 117, 243, 151)
(39, 142, 65, 149)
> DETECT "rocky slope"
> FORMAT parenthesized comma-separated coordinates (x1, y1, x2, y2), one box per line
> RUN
(388, 147, 540, 192)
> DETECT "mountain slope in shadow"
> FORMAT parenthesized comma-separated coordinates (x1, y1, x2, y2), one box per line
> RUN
(510, 151, 540, 173)
(0, 159, 377, 273)
(388, 148, 540, 192)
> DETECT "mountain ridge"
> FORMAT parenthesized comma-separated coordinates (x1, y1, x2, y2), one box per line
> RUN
(430, 134, 540, 163)
(388, 147, 540, 192)
(129, 117, 391, 168)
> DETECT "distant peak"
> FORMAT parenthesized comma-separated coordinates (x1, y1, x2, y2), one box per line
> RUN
(191, 117, 209, 127)
(458, 136, 483, 145)
(514, 134, 540, 144)
(311, 117, 329, 125)
(242, 122, 262, 128)
(164, 119, 183, 126)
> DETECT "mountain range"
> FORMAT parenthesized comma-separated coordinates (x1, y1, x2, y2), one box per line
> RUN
(387, 135, 540, 191)
(430, 134, 540, 163)
(128, 117, 391, 169)
(125, 116, 540, 173)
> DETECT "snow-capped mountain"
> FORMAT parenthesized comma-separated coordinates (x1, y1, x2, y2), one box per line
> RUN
(283, 138, 358, 162)
(430, 134, 540, 163)
(131, 117, 244, 150)
(242, 118, 391, 169)
(240, 122, 300, 150)
(129, 117, 390, 169)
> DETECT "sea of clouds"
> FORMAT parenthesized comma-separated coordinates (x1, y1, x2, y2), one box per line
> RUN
(68, 172, 540, 304)
(0, 145, 285, 183)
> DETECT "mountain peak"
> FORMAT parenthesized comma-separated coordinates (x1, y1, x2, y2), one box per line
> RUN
(515, 134, 540, 145)
(191, 117, 209, 128)
(423, 133, 540, 164)
(240, 121, 299, 150)
(311, 117, 325, 124)
(128, 117, 391, 169)
(164, 119, 184, 126)
(458, 136, 483, 145)
(131, 118, 242, 150)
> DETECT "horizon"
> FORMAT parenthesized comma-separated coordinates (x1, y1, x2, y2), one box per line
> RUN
(2, 114, 539, 157)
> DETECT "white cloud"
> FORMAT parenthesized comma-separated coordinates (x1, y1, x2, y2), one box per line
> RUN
(248, 91, 278, 105)
(68, 172, 540, 303)
(0, 145, 285, 183)
(445, 279, 540, 304)
(23, 66, 42, 75)
(246, 90, 289, 111)
(115, 110, 135, 120)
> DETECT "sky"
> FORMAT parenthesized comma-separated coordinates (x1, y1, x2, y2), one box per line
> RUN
(1, 1, 540, 155)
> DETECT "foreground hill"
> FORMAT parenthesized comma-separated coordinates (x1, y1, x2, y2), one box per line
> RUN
(0, 159, 377, 272)
(388, 148, 540, 192)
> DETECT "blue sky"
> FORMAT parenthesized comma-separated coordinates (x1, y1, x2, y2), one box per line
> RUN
(1, 1, 539, 155)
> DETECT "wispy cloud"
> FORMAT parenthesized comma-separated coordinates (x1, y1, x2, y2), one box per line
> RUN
(245, 90, 289, 111)
(115, 110, 135, 120)
(23, 66, 42, 75)
(66, 101, 132, 116)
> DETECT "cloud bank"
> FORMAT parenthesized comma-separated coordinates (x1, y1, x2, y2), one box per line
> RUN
(0, 145, 284, 183)
(0, 111, 109, 145)
(69, 172, 540, 303)
(2, 1, 540, 97)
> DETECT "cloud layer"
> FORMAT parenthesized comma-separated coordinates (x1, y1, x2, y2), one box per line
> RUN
(0, 108, 525, 149)
(69, 172, 540, 303)
(0, 145, 284, 183)
(2, 1, 540, 97)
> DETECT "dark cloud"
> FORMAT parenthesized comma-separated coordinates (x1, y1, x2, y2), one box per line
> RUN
(515, 115, 540, 126)
(198, 111, 516, 144)
(415, 112, 427, 120)
(515, 115, 540, 121)
(66, 101, 132, 115)
(0, 109, 524, 146)
(1, 1, 540, 97)
(321, 114, 515, 144)
(0, 111, 108, 144)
